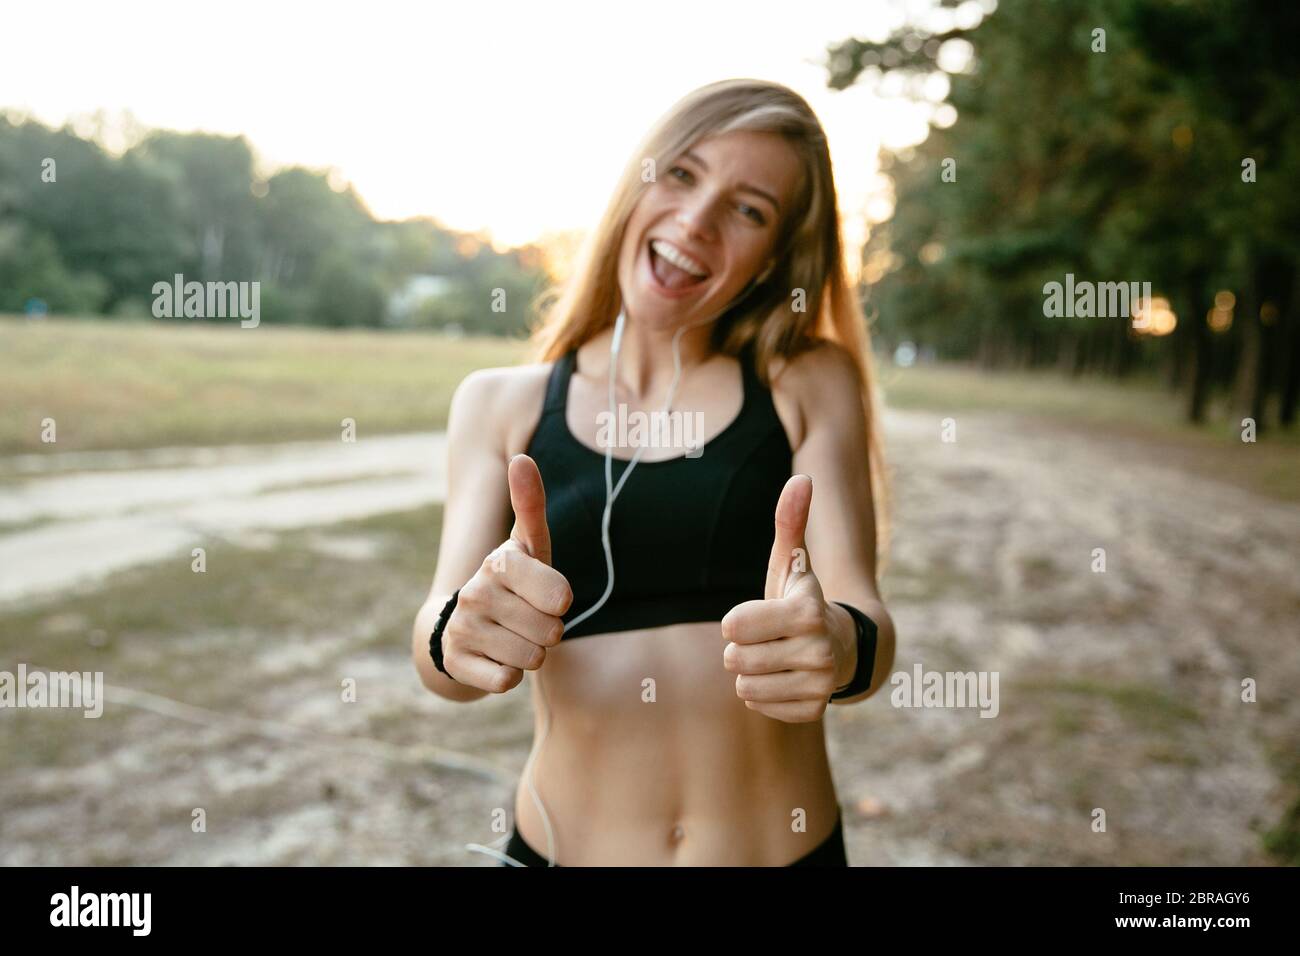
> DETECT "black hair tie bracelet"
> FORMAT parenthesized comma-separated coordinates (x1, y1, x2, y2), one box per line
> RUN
(428, 589, 461, 681)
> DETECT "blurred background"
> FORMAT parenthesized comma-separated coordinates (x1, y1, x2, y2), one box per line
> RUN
(1, 0, 1296, 865)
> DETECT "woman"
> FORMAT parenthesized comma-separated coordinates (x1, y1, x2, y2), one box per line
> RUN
(412, 78, 895, 866)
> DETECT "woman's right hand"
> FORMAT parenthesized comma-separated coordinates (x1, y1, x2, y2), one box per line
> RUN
(439, 454, 573, 693)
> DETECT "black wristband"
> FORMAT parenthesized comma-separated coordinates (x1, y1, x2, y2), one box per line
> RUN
(830, 601, 878, 701)
(429, 589, 461, 680)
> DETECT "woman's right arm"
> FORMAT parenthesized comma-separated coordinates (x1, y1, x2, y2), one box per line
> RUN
(411, 368, 571, 701)
(412, 369, 506, 701)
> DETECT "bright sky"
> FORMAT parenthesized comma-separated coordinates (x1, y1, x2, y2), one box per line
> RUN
(0, 0, 974, 262)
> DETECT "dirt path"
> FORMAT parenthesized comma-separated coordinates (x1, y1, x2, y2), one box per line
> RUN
(0, 433, 446, 603)
(1, 408, 1296, 865)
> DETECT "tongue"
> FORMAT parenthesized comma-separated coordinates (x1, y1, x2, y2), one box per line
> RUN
(652, 249, 701, 290)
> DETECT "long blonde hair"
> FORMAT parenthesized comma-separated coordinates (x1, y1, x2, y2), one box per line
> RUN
(527, 78, 892, 575)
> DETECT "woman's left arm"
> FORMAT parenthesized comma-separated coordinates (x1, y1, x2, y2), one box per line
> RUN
(793, 341, 895, 705)
(720, 341, 896, 720)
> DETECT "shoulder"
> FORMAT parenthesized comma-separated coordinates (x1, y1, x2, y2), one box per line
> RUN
(770, 338, 862, 394)
(768, 339, 865, 450)
(455, 360, 553, 403)
(449, 360, 556, 457)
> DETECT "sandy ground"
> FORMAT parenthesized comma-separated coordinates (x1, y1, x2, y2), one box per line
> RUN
(0, 407, 1296, 865)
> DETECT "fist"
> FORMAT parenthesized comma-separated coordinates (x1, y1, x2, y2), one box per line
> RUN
(440, 454, 573, 693)
(720, 474, 852, 723)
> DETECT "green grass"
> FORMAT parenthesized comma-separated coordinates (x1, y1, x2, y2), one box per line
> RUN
(0, 316, 531, 453)
(1012, 677, 1203, 734)
(885, 361, 1220, 426)
(4, 317, 1296, 500)
(1260, 739, 1300, 865)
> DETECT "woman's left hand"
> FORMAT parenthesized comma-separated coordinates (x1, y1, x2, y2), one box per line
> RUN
(720, 474, 857, 723)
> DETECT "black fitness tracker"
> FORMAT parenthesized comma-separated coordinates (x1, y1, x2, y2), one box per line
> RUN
(830, 601, 878, 701)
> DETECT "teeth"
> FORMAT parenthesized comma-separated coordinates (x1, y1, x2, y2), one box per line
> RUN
(651, 239, 708, 278)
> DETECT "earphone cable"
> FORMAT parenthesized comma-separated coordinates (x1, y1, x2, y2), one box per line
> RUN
(467, 302, 721, 866)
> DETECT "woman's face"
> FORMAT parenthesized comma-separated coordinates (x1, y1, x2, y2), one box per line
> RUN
(617, 129, 802, 333)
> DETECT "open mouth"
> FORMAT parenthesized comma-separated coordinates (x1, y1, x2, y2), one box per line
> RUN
(647, 238, 710, 293)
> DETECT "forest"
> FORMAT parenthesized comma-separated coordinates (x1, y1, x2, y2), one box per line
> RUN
(0, 114, 547, 334)
(844, 0, 1300, 431)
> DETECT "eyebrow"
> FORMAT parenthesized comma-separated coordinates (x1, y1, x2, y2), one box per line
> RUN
(681, 150, 782, 215)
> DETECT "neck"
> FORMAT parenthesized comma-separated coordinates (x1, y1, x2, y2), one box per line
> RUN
(590, 311, 719, 402)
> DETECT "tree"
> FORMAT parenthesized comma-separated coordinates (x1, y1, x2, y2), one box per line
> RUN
(833, 0, 1300, 430)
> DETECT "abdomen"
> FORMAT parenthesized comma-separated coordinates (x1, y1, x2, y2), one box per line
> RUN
(514, 620, 842, 865)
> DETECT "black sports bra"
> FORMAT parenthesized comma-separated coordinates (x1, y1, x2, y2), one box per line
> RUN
(523, 341, 794, 639)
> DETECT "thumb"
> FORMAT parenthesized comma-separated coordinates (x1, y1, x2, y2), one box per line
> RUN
(765, 474, 813, 600)
(508, 453, 552, 566)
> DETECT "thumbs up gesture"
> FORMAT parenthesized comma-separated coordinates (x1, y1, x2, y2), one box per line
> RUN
(439, 454, 573, 693)
(719, 475, 857, 723)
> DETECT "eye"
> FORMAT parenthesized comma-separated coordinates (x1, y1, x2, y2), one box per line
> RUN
(668, 164, 766, 224)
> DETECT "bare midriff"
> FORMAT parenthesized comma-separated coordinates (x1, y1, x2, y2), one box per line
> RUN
(512, 619, 842, 866)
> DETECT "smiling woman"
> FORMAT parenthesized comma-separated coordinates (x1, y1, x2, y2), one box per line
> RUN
(635, 134, 793, 306)
(411, 78, 896, 867)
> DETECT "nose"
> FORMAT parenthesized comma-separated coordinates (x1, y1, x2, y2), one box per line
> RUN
(674, 189, 720, 242)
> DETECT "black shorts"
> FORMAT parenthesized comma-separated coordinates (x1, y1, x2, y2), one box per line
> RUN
(500, 813, 849, 867)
